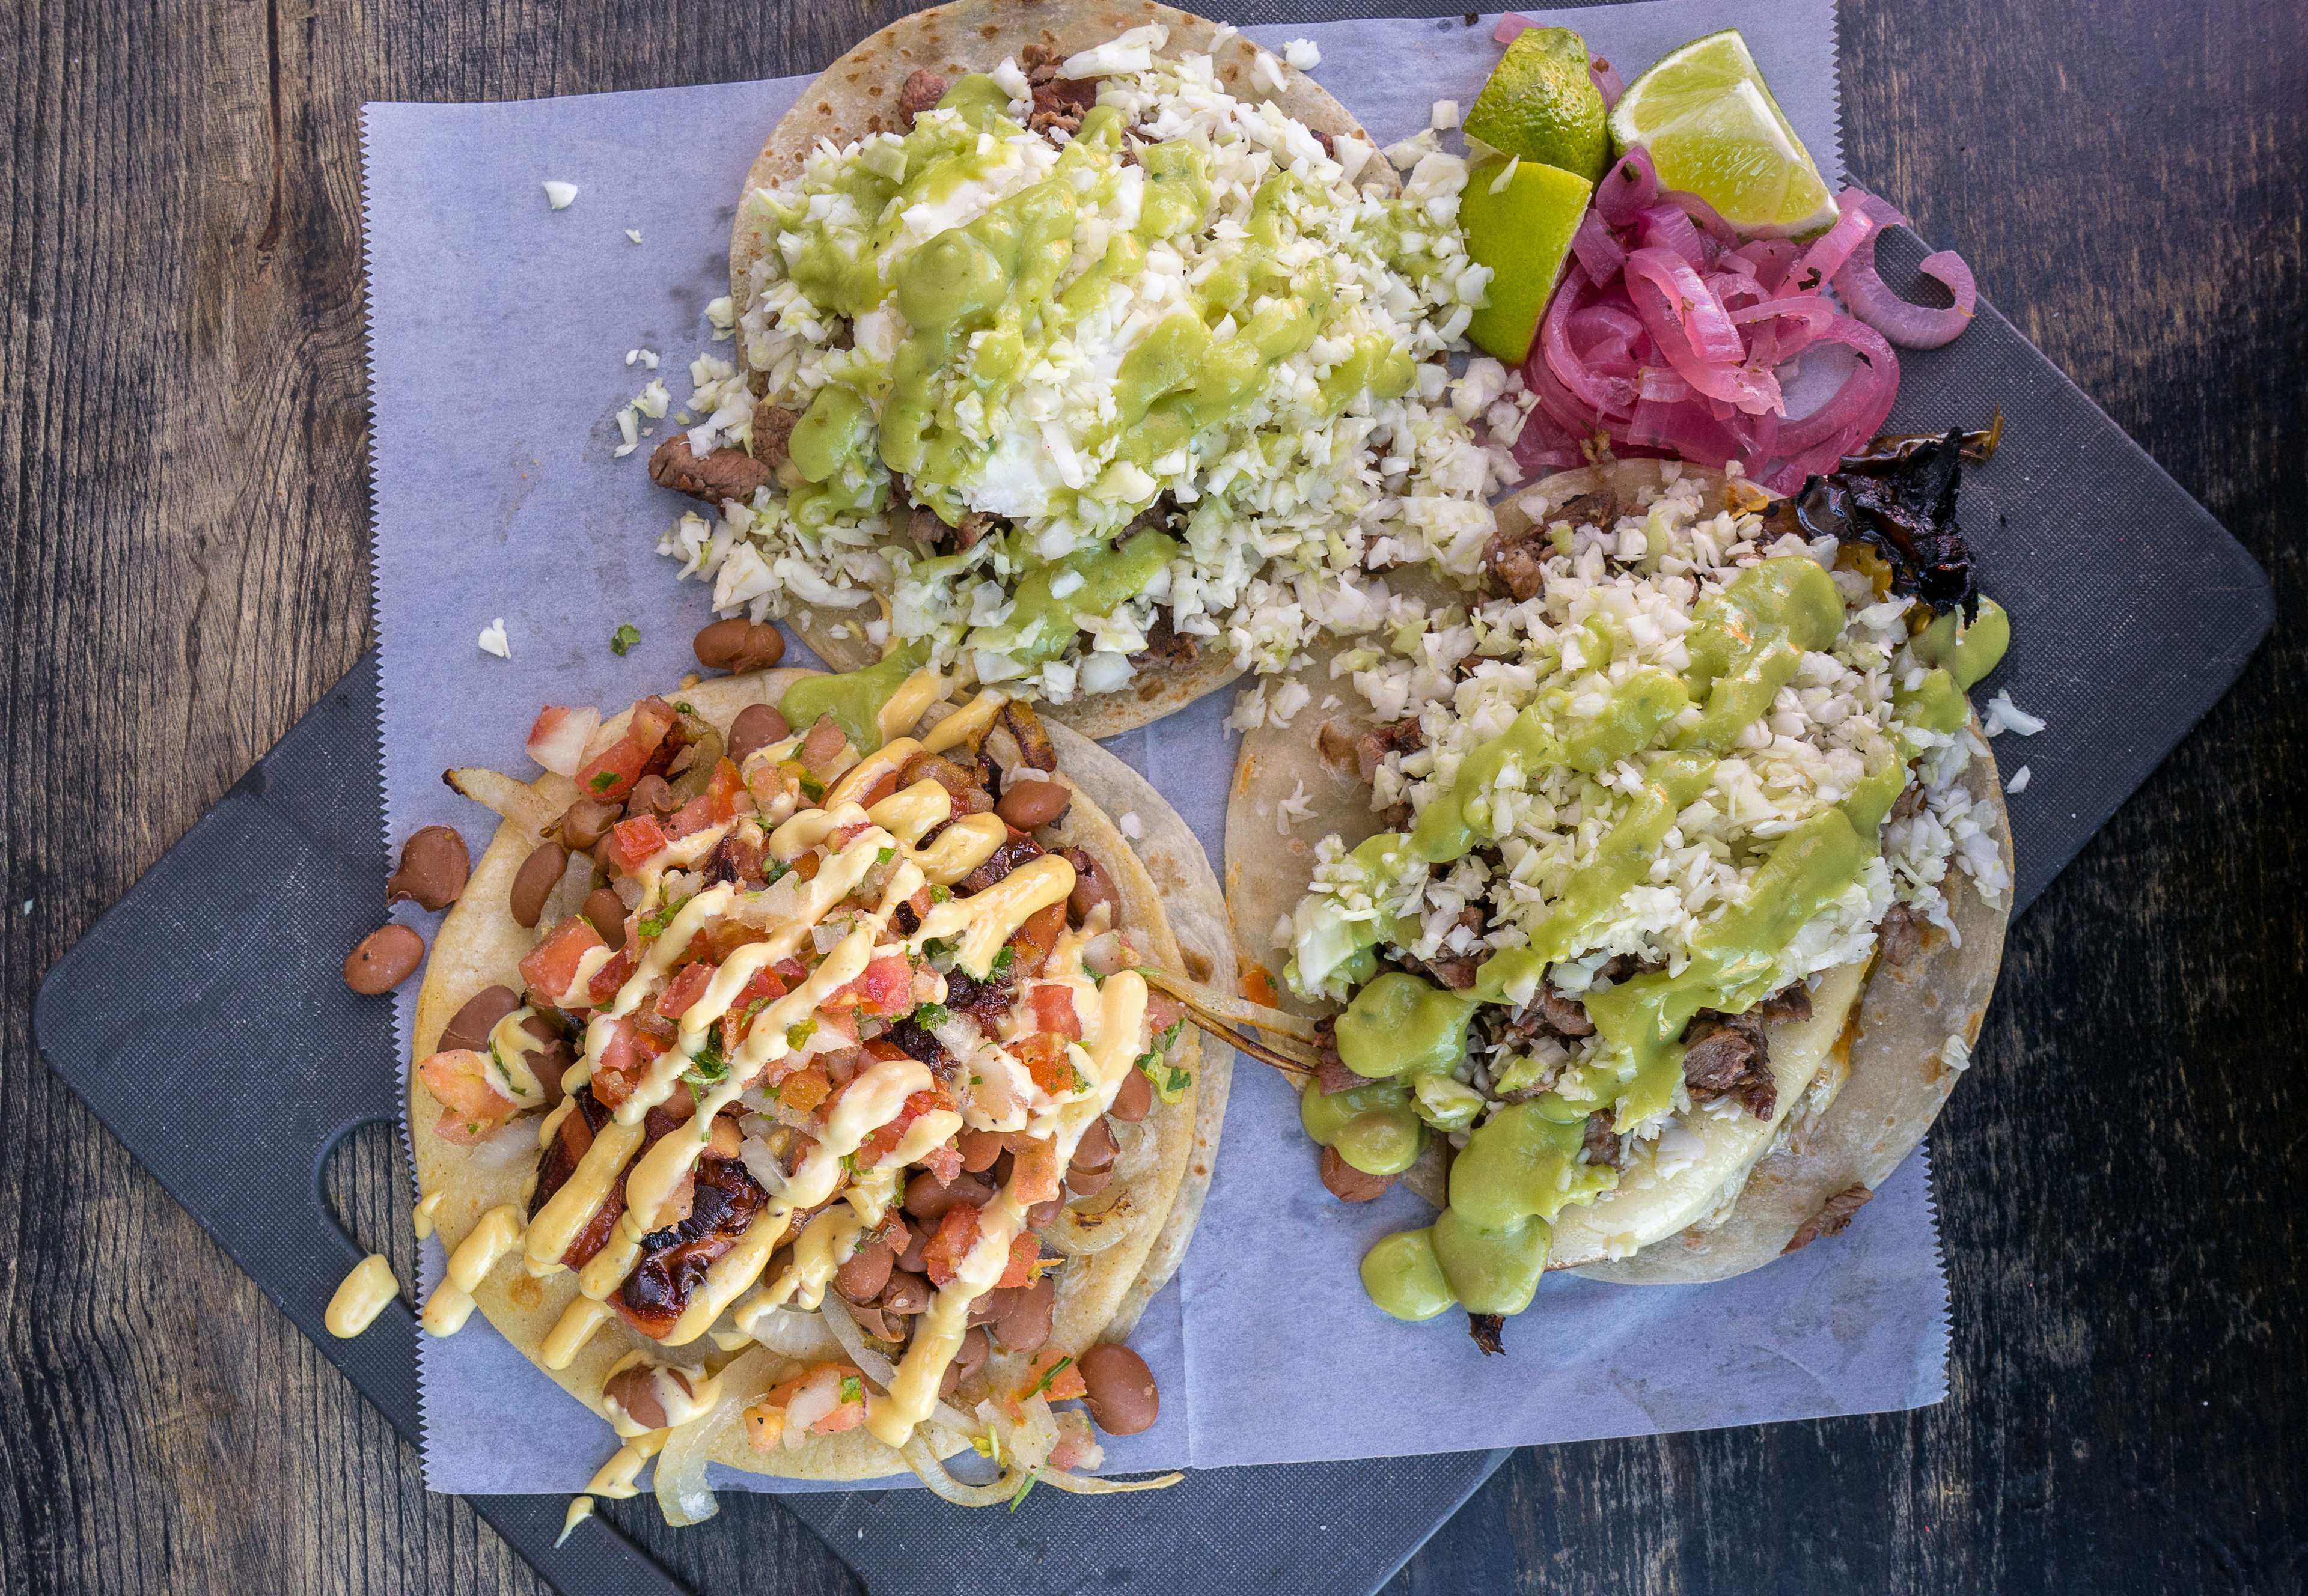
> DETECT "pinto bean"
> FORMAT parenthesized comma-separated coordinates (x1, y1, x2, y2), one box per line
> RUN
(903, 1170, 991, 1223)
(694, 617, 787, 674)
(880, 1269, 933, 1316)
(1320, 1144, 1396, 1202)
(995, 776, 1071, 830)
(835, 1237, 896, 1304)
(582, 887, 629, 949)
(896, 1224, 929, 1275)
(1066, 1162, 1115, 1197)
(958, 1129, 1007, 1174)
(1078, 1343, 1159, 1435)
(628, 773, 678, 817)
(1072, 1118, 1118, 1170)
(849, 1304, 905, 1342)
(728, 703, 791, 766)
(343, 924, 424, 994)
(509, 842, 568, 928)
(386, 826, 469, 910)
(969, 1287, 1015, 1327)
(992, 1276, 1055, 1354)
(1025, 1197, 1063, 1231)
(1110, 1067, 1153, 1124)
(557, 797, 623, 851)
(1063, 848, 1121, 928)
(939, 1326, 991, 1397)
(439, 986, 521, 1053)
(605, 1366, 670, 1430)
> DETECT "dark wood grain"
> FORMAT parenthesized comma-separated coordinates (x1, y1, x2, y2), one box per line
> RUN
(2, 0, 2301, 1594)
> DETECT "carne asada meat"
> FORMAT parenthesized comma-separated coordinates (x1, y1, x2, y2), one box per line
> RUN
(618, 1153, 771, 1338)
(647, 434, 772, 505)
(1782, 1182, 1875, 1252)
(1681, 1011, 1777, 1119)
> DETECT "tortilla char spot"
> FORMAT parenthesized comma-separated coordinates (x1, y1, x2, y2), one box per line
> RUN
(979, 22, 997, 35)
(869, 83, 884, 97)
(508, 1275, 543, 1311)
(817, 101, 831, 114)
(1136, 679, 1162, 701)
(1185, 949, 1214, 982)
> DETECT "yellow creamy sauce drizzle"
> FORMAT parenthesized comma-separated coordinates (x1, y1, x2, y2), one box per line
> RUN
(326, 1254, 399, 1338)
(422, 1203, 525, 1335)
(584, 1425, 667, 1498)
(866, 967, 1147, 1450)
(411, 1189, 445, 1240)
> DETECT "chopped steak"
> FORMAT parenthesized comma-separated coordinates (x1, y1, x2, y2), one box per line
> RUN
(648, 434, 771, 505)
(1876, 902, 1922, 967)
(908, 505, 945, 546)
(751, 401, 798, 470)
(885, 1015, 957, 1079)
(897, 749, 995, 815)
(620, 1154, 770, 1337)
(1483, 520, 1551, 601)
(959, 827, 1045, 896)
(1681, 1011, 1776, 1119)
(943, 963, 1016, 1028)
(1131, 608, 1200, 669)
(954, 510, 995, 551)
(899, 70, 948, 126)
(1402, 907, 1484, 993)
(999, 701, 1060, 771)
(1581, 1112, 1621, 1169)
(1468, 1312, 1506, 1356)
(1553, 489, 1622, 533)
(1888, 781, 1926, 823)
(1355, 717, 1425, 781)
(1536, 984, 1595, 1037)
(1751, 981, 1813, 1025)
(1028, 75, 1098, 136)
(1313, 1016, 1363, 1097)
(1782, 1183, 1875, 1252)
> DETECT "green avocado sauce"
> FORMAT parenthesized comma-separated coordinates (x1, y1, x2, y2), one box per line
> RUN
(978, 529, 1180, 668)
(777, 641, 930, 755)
(1334, 556, 2024, 1320)
(1300, 1077, 1426, 1176)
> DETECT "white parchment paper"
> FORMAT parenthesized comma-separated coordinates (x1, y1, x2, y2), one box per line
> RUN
(365, 0, 1946, 1496)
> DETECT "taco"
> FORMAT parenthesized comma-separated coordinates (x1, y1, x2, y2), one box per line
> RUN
(1222, 436, 2014, 1345)
(643, 0, 1507, 737)
(406, 657, 1231, 1518)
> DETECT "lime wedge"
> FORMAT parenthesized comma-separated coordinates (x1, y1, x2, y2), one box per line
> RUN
(1607, 29, 1836, 237)
(1462, 26, 1610, 184)
(1461, 156, 1594, 364)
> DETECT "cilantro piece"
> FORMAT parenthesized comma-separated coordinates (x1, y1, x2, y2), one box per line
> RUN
(1025, 1356, 1074, 1400)
(1007, 1467, 1042, 1512)
(990, 945, 1015, 976)
(638, 894, 692, 940)
(1068, 1061, 1088, 1094)
(761, 860, 792, 888)
(796, 769, 826, 801)
(839, 1373, 862, 1406)
(930, 884, 952, 903)
(589, 771, 618, 793)
(1136, 1050, 1192, 1104)
(876, 845, 896, 866)
(682, 1032, 730, 1089)
(909, 1002, 951, 1030)
(787, 1017, 817, 1049)
(610, 623, 641, 656)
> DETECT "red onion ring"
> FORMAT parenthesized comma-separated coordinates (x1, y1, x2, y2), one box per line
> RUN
(1589, 56, 1626, 109)
(1493, 13, 1529, 44)
(1569, 209, 1627, 284)
(1595, 148, 1661, 228)
(1661, 188, 1741, 251)
(1637, 203, 1711, 271)
(1832, 195, 1978, 349)
(1790, 195, 1876, 293)
(1540, 266, 1637, 419)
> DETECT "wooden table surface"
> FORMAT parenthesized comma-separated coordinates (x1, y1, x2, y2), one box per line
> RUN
(4, 0, 2303, 1591)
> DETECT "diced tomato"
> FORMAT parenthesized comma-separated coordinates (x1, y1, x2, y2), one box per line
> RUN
(1009, 1136, 1062, 1205)
(720, 966, 790, 1038)
(773, 956, 809, 985)
(592, 1014, 668, 1109)
(743, 1404, 786, 1452)
(1020, 1348, 1088, 1404)
(666, 796, 715, 840)
(1009, 901, 1068, 978)
(923, 1203, 980, 1288)
(778, 1064, 832, 1115)
(1016, 1032, 1076, 1097)
(1240, 965, 1281, 1007)
(853, 1083, 958, 1168)
(603, 815, 669, 874)
(709, 920, 767, 961)
(996, 1232, 1039, 1290)
(833, 951, 915, 1017)
(1028, 984, 1082, 1040)
(519, 916, 607, 1008)
(918, 1141, 963, 1186)
(1146, 990, 1186, 1037)
(831, 819, 875, 852)
(586, 944, 636, 1006)
(525, 704, 600, 779)
(573, 736, 647, 802)
(628, 696, 678, 755)
(656, 961, 717, 1020)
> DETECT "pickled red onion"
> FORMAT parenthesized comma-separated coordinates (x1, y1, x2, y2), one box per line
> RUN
(1833, 195, 1978, 349)
(1509, 164, 1954, 489)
